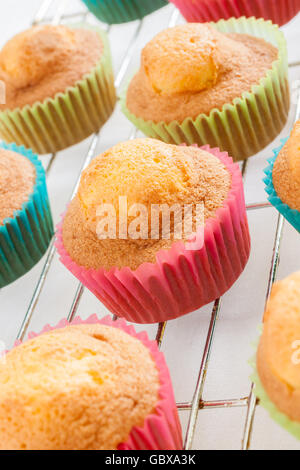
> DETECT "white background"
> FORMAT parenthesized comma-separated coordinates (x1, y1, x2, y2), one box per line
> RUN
(0, 0, 300, 450)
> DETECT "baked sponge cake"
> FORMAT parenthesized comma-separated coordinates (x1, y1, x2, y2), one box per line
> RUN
(0, 323, 160, 450)
(273, 120, 300, 212)
(122, 20, 289, 161)
(0, 149, 35, 224)
(255, 272, 300, 436)
(62, 138, 231, 271)
(0, 25, 103, 110)
(56, 138, 250, 323)
(0, 25, 116, 154)
(0, 144, 53, 287)
(264, 120, 300, 233)
(128, 24, 277, 120)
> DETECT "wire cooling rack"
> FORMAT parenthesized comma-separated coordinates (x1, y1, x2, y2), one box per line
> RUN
(1, 0, 300, 451)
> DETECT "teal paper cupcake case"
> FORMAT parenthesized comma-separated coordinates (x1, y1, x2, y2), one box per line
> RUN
(264, 138, 300, 233)
(0, 143, 54, 287)
(81, 0, 168, 24)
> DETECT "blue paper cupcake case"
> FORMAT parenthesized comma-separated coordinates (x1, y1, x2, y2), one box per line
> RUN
(0, 143, 54, 287)
(81, 0, 168, 24)
(264, 137, 300, 233)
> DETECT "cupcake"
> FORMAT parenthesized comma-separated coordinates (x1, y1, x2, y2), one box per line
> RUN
(56, 138, 250, 323)
(81, 0, 168, 24)
(169, 0, 300, 27)
(253, 272, 300, 439)
(0, 315, 182, 450)
(0, 143, 53, 288)
(0, 24, 116, 154)
(121, 19, 289, 161)
(264, 120, 300, 232)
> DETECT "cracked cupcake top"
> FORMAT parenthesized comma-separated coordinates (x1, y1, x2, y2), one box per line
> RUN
(142, 24, 220, 95)
(126, 23, 278, 123)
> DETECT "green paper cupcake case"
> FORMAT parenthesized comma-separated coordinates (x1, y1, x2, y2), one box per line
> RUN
(264, 138, 300, 233)
(0, 143, 54, 288)
(251, 338, 300, 440)
(121, 17, 290, 161)
(0, 25, 116, 155)
(81, 0, 168, 24)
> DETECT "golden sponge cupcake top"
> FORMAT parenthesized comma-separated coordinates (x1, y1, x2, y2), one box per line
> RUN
(126, 23, 278, 123)
(257, 272, 300, 422)
(62, 138, 231, 271)
(0, 323, 159, 450)
(78, 138, 230, 227)
(0, 25, 76, 89)
(287, 120, 300, 185)
(273, 120, 300, 211)
(79, 138, 192, 229)
(0, 149, 35, 225)
(262, 272, 300, 389)
(0, 25, 103, 110)
(142, 24, 219, 95)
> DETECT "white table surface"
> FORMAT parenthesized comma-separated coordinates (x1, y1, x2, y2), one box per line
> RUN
(0, 0, 300, 451)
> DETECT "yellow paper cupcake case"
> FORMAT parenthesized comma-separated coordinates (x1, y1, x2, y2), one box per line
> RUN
(0, 25, 117, 155)
(252, 366, 300, 440)
(121, 17, 290, 161)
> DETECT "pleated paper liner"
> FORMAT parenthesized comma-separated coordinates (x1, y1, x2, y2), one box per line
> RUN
(170, 0, 300, 27)
(55, 145, 251, 324)
(0, 25, 116, 155)
(82, 0, 168, 24)
(10, 314, 182, 450)
(251, 333, 300, 441)
(264, 138, 300, 233)
(0, 143, 53, 288)
(121, 17, 290, 162)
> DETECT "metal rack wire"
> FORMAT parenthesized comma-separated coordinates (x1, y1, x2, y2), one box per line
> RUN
(6, 0, 300, 450)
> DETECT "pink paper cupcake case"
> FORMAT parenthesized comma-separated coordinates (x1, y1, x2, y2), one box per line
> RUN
(170, 0, 300, 26)
(9, 314, 182, 450)
(56, 145, 251, 324)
